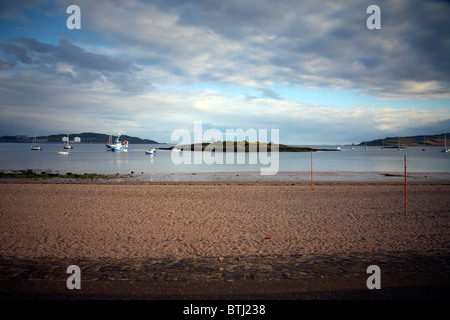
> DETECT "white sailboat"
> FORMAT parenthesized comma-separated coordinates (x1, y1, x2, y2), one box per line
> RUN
(336, 141, 341, 150)
(441, 132, 449, 153)
(30, 134, 42, 151)
(63, 134, 73, 149)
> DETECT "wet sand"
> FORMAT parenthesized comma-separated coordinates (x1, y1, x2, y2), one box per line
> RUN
(91, 171, 450, 183)
(0, 181, 448, 260)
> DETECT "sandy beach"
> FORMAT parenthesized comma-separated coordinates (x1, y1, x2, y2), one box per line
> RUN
(1, 181, 448, 260)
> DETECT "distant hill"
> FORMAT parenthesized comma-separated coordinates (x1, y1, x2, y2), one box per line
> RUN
(359, 133, 448, 147)
(0, 132, 160, 144)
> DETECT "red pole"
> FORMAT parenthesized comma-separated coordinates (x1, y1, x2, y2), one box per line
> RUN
(311, 151, 313, 189)
(404, 154, 407, 215)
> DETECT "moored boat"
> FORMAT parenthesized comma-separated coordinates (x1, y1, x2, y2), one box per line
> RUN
(64, 134, 73, 149)
(30, 134, 42, 151)
(111, 140, 129, 152)
(107, 134, 129, 152)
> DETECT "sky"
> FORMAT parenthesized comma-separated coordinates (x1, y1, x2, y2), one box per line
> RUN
(0, 0, 449, 145)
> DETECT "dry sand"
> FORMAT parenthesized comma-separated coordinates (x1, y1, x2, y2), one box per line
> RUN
(0, 182, 449, 260)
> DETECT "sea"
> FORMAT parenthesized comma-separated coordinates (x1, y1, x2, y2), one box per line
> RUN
(0, 143, 449, 182)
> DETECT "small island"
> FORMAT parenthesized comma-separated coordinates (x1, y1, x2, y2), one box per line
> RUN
(160, 141, 338, 152)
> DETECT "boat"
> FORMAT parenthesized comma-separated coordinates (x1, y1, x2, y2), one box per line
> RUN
(57, 151, 69, 155)
(30, 134, 42, 151)
(336, 141, 341, 150)
(107, 134, 130, 152)
(63, 134, 73, 149)
(351, 143, 355, 150)
(111, 140, 129, 152)
(145, 148, 157, 154)
(441, 132, 449, 153)
(171, 147, 181, 152)
(365, 142, 368, 150)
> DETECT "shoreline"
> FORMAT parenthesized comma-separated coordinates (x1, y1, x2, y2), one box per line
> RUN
(1, 170, 449, 184)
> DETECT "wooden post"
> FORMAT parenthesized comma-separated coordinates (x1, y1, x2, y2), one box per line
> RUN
(404, 154, 407, 215)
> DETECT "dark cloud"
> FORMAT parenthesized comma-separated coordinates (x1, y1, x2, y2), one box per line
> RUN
(0, 37, 148, 93)
(0, 58, 16, 70)
(1, 40, 33, 64)
(154, 0, 294, 36)
(1, 37, 137, 73)
(56, 39, 138, 73)
(258, 88, 281, 100)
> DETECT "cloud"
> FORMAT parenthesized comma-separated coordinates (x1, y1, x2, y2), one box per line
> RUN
(0, 36, 149, 93)
(0, 66, 448, 144)
(67, 0, 449, 100)
(0, 0, 449, 143)
(4, 0, 448, 99)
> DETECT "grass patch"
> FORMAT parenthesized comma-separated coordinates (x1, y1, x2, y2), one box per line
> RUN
(0, 170, 110, 180)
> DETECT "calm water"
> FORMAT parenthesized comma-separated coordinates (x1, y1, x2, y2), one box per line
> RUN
(0, 143, 448, 178)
